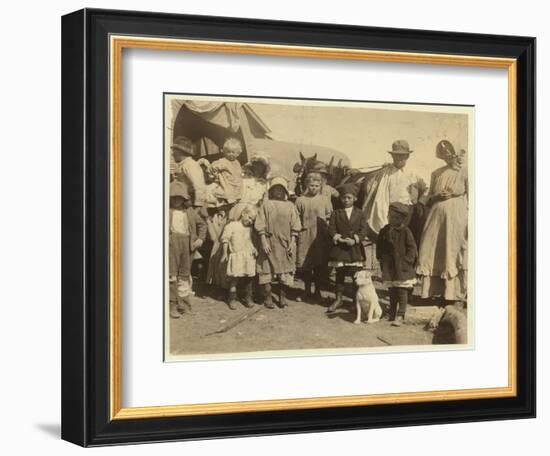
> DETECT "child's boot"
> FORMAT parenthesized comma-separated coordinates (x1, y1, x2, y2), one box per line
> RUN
(244, 279, 255, 308)
(278, 284, 288, 308)
(227, 289, 239, 310)
(392, 315, 404, 327)
(170, 301, 181, 319)
(388, 287, 398, 321)
(312, 285, 323, 302)
(177, 277, 193, 313)
(312, 268, 324, 302)
(178, 295, 193, 314)
(326, 283, 344, 313)
(391, 287, 408, 327)
(263, 283, 275, 309)
(304, 278, 312, 300)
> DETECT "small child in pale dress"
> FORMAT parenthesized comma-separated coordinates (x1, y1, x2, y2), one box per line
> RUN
(210, 137, 243, 205)
(221, 206, 258, 309)
(228, 153, 270, 221)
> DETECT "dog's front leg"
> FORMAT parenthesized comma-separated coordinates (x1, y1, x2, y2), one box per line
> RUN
(366, 303, 374, 323)
(354, 300, 361, 324)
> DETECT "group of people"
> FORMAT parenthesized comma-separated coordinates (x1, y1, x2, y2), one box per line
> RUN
(169, 135, 468, 328)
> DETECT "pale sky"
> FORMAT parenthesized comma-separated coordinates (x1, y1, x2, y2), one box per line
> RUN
(250, 101, 470, 184)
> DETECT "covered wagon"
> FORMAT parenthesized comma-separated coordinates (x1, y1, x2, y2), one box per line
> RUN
(169, 99, 349, 189)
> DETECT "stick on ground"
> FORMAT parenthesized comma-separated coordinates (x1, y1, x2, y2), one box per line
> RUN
(203, 306, 263, 337)
(376, 335, 393, 346)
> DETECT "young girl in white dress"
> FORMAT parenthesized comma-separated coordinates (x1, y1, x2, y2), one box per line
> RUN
(221, 205, 258, 310)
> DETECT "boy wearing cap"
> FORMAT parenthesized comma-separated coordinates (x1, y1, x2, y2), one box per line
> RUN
(376, 202, 418, 326)
(169, 181, 207, 319)
(171, 136, 207, 212)
(327, 184, 368, 313)
(254, 176, 302, 309)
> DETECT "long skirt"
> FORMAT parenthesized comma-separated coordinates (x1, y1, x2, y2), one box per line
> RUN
(416, 196, 468, 301)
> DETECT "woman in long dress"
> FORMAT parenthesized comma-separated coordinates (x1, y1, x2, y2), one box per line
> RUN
(416, 140, 468, 304)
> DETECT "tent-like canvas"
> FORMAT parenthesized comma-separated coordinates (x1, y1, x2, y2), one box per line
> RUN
(169, 99, 349, 183)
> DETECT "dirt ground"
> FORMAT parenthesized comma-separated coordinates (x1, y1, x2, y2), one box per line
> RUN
(169, 278, 450, 358)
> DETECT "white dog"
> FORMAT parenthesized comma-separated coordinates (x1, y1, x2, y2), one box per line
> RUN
(353, 270, 383, 324)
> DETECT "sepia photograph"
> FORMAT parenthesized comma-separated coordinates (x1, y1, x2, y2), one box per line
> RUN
(164, 94, 473, 361)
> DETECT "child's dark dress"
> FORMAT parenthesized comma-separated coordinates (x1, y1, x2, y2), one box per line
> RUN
(328, 207, 367, 267)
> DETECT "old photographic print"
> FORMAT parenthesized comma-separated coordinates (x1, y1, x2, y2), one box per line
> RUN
(164, 94, 473, 361)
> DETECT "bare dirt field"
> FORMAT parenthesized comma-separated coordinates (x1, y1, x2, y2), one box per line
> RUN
(168, 280, 449, 358)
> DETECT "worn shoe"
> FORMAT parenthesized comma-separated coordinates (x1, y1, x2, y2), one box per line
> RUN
(179, 295, 193, 314)
(304, 280, 312, 299)
(264, 296, 275, 309)
(326, 288, 344, 313)
(227, 290, 239, 310)
(391, 315, 405, 327)
(278, 286, 288, 308)
(312, 289, 323, 303)
(264, 284, 275, 309)
(244, 281, 255, 308)
(170, 303, 181, 319)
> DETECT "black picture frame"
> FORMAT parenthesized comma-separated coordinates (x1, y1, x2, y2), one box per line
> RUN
(62, 8, 536, 447)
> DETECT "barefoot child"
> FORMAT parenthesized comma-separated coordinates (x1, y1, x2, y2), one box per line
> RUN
(221, 206, 258, 310)
(295, 173, 333, 301)
(169, 181, 207, 319)
(376, 202, 418, 326)
(255, 177, 302, 309)
(326, 184, 367, 313)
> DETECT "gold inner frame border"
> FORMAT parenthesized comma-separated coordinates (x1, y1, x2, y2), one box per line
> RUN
(109, 35, 517, 420)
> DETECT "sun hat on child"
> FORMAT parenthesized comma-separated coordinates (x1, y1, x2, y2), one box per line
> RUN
(245, 153, 271, 177)
(268, 176, 290, 195)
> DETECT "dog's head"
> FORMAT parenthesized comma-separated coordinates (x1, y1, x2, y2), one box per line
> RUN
(354, 269, 373, 286)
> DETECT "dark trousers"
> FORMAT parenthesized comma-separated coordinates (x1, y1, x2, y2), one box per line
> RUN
(389, 287, 409, 319)
(169, 233, 191, 304)
(169, 233, 191, 278)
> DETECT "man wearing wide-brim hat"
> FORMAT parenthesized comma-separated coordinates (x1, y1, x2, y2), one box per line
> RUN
(362, 139, 428, 243)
